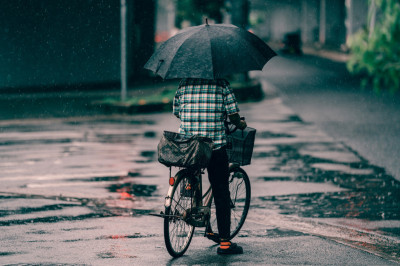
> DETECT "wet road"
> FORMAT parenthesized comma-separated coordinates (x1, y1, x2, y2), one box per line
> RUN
(261, 54, 400, 182)
(1, 83, 399, 264)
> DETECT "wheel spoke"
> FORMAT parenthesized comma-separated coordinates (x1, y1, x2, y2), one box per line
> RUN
(164, 175, 195, 257)
(209, 168, 250, 242)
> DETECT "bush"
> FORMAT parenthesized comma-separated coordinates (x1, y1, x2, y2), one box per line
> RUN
(347, 0, 400, 93)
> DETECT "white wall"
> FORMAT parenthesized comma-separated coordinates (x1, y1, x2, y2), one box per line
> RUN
(250, 0, 302, 41)
(301, 0, 320, 44)
(250, 0, 366, 48)
(345, 0, 369, 36)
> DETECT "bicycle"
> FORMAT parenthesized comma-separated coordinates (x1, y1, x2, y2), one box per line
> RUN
(153, 121, 254, 258)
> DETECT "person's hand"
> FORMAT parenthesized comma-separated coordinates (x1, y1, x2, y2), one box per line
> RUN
(238, 120, 247, 130)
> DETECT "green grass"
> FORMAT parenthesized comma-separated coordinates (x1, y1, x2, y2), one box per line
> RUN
(101, 87, 176, 106)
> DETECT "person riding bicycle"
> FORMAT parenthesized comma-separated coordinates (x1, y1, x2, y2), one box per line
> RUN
(173, 78, 247, 255)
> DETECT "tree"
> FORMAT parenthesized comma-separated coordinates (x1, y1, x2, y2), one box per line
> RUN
(175, 0, 225, 28)
(347, 0, 400, 93)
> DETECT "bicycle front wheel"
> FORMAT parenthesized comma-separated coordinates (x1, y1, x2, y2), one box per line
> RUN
(209, 167, 251, 241)
(164, 174, 196, 257)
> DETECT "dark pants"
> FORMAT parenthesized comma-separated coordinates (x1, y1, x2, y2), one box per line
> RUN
(207, 146, 230, 239)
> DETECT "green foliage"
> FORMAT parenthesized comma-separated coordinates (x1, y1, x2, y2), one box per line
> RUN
(347, 0, 400, 93)
(103, 88, 176, 105)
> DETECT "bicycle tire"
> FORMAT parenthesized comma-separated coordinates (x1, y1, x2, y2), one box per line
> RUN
(164, 173, 197, 257)
(209, 167, 251, 242)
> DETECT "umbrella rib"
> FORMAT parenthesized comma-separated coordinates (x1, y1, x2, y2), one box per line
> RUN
(206, 25, 217, 79)
(217, 26, 270, 70)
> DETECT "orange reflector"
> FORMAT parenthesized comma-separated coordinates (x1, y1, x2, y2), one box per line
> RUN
(169, 177, 175, 186)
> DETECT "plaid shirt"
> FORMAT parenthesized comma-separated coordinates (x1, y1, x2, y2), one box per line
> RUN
(173, 78, 240, 149)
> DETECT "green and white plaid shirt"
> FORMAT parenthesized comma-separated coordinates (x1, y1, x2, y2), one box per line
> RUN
(173, 78, 240, 149)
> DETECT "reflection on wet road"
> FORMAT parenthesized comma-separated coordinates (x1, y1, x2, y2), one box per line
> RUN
(0, 97, 399, 263)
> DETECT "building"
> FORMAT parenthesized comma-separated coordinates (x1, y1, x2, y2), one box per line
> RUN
(0, 0, 155, 91)
(250, 0, 369, 49)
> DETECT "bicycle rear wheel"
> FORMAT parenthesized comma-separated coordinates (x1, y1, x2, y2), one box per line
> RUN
(164, 174, 196, 257)
(209, 167, 251, 242)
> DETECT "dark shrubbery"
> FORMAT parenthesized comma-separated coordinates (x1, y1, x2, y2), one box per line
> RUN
(347, 0, 400, 93)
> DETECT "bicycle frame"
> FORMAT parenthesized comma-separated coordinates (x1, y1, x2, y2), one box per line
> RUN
(165, 163, 239, 207)
(164, 168, 213, 227)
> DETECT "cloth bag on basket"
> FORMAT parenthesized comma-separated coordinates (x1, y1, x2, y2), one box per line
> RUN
(158, 131, 213, 168)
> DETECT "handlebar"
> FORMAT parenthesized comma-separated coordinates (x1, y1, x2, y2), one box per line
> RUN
(225, 117, 245, 135)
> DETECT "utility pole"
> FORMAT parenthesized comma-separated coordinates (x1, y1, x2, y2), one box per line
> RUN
(368, 0, 376, 38)
(231, 0, 249, 29)
(230, 0, 250, 81)
(319, 0, 326, 45)
(120, 0, 127, 102)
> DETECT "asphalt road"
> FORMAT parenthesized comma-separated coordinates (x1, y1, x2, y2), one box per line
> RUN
(258, 54, 400, 182)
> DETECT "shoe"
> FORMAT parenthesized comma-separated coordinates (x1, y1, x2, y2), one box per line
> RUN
(217, 241, 243, 255)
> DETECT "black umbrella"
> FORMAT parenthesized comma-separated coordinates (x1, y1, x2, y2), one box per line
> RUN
(144, 22, 276, 80)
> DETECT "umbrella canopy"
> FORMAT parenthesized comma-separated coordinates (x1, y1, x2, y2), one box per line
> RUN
(144, 23, 277, 80)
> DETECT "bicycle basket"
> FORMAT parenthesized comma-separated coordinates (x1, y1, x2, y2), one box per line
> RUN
(158, 131, 213, 168)
(226, 127, 256, 166)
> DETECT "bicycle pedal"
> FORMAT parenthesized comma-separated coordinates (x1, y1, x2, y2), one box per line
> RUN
(184, 207, 210, 227)
(205, 232, 220, 243)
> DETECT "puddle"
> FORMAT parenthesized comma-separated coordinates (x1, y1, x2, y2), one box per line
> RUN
(264, 228, 308, 238)
(278, 115, 306, 123)
(0, 138, 73, 146)
(89, 175, 126, 182)
(311, 163, 374, 175)
(67, 175, 126, 183)
(107, 183, 157, 197)
(258, 131, 296, 139)
(379, 227, 400, 236)
(141, 151, 155, 158)
(0, 252, 24, 256)
(63, 118, 155, 126)
(97, 252, 137, 259)
(0, 203, 80, 217)
(0, 124, 51, 133)
(135, 151, 156, 163)
(251, 140, 400, 226)
(95, 133, 140, 143)
(260, 176, 292, 181)
(258, 190, 399, 220)
(0, 212, 115, 226)
(0, 193, 155, 226)
(97, 233, 157, 240)
(144, 131, 157, 138)
(61, 226, 101, 232)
